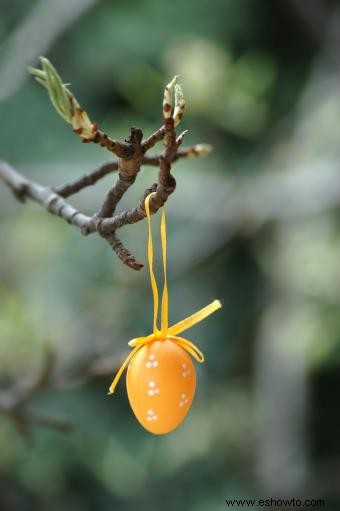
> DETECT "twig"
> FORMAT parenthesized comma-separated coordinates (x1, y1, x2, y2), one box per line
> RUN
(102, 231, 144, 270)
(92, 127, 145, 268)
(142, 126, 165, 152)
(54, 161, 119, 198)
(148, 117, 179, 211)
(97, 184, 158, 232)
(0, 345, 123, 435)
(53, 143, 210, 200)
(91, 129, 133, 158)
(97, 173, 137, 218)
(96, 127, 144, 217)
(0, 124, 200, 265)
(0, 346, 69, 435)
(0, 72, 211, 269)
(94, 121, 182, 234)
(0, 161, 92, 230)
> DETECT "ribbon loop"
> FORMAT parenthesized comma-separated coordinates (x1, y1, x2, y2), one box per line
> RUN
(160, 206, 169, 335)
(145, 194, 160, 334)
(108, 193, 222, 395)
(167, 299, 222, 337)
(167, 336, 205, 363)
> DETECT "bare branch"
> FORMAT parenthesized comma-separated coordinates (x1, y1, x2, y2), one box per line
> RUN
(13, 345, 55, 406)
(97, 173, 137, 218)
(0, 129, 207, 269)
(0, 346, 69, 435)
(91, 129, 133, 158)
(0, 161, 91, 230)
(52, 142, 211, 199)
(54, 161, 119, 198)
(142, 126, 165, 152)
(142, 143, 212, 166)
(97, 120, 182, 234)
(0, 344, 123, 435)
(96, 128, 144, 218)
(101, 231, 144, 270)
(1, 72, 211, 270)
(97, 184, 157, 232)
(147, 117, 178, 211)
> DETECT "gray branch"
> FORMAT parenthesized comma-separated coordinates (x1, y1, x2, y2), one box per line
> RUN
(0, 161, 92, 231)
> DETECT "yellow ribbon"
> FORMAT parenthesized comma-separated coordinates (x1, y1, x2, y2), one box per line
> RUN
(108, 193, 222, 394)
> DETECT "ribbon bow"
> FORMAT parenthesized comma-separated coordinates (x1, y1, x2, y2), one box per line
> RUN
(108, 193, 221, 394)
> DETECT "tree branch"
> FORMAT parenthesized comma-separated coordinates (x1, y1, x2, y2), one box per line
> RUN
(0, 344, 123, 436)
(94, 121, 181, 234)
(53, 143, 211, 200)
(97, 184, 158, 232)
(96, 127, 144, 218)
(0, 73, 211, 270)
(0, 122, 203, 270)
(101, 231, 144, 270)
(91, 128, 133, 158)
(142, 125, 165, 152)
(0, 346, 71, 436)
(0, 161, 91, 230)
(54, 161, 119, 198)
(142, 143, 212, 166)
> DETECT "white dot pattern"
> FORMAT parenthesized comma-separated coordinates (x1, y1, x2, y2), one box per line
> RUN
(146, 409, 158, 421)
(179, 393, 189, 407)
(182, 363, 191, 378)
(148, 380, 160, 396)
(146, 354, 159, 368)
(130, 346, 196, 431)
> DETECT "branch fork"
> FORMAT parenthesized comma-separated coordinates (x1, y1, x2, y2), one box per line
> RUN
(1, 58, 212, 270)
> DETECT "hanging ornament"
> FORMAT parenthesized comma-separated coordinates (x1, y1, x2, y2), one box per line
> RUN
(108, 193, 222, 434)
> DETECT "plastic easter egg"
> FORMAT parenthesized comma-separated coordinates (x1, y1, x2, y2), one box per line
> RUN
(108, 194, 222, 435)
(127, 339, 196, 434)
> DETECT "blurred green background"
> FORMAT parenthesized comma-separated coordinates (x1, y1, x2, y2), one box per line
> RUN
(1, 0, 340, 509)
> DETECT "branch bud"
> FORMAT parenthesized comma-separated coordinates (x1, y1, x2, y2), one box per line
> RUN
(29, 57, 96, 140)
(190, 144, 213, 157)
(173, 84, 186, 127)
(162, 75, 178, 119)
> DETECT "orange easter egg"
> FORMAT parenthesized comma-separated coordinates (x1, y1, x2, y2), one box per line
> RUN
(126, 339, 196, 434)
